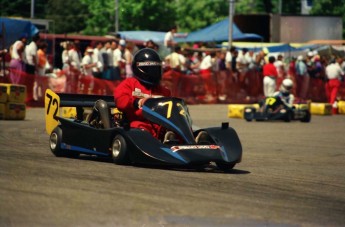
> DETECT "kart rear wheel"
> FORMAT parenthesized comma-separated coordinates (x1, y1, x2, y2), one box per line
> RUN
(111, 134, 129, 165)
(50, 127, 79, 158)
(284, 111, 293, 122)
(301, 110, 311, 123)
(216, 162, 235, 172)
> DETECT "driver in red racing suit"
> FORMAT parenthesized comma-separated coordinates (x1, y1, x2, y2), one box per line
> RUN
(114, 48, 173, 141)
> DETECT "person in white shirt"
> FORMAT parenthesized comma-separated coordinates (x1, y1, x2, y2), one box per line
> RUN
(164, 46, 186, 72)
(9, 35, 27, 84)
(81, 48, 97, 76)
(325, 57, 345, 114)
(274, 54, 285, 78)
(113, 39, 126, 80)
(68, 41, 81, 70)
(25, 34, 40, 75)
(164, 25, 177, 53)
(92, 41, 104, 78)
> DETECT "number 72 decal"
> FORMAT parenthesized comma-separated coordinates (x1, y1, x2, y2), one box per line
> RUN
(158, 101, 188, 119)
(45, 89, 60, 135)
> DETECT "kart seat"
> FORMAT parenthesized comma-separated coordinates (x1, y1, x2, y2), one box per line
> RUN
(87, 99, 112, 129)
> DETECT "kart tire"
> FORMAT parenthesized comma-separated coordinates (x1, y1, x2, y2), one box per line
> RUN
(216, 162, 235, 172)
(50, 127, 80, 158)
(301, 110, 311, 123)
(284, 111, 292, 122)
(245, 115, 253, 122)
(50, 127, 66, 157)
(111, 134, 129, 165)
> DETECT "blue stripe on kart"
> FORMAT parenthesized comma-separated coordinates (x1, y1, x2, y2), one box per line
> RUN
(142, 106, 188, 141)
(219, 146, 229, 162)
(61, 143, 109, 157)
(161, 147, 188, 163)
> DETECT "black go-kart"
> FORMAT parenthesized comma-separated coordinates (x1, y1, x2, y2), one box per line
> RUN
(244, 96, 311, 123)
(45, 89, 242, 172)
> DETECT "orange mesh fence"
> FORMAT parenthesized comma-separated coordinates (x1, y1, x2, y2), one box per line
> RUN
(5, 67, 345, 106)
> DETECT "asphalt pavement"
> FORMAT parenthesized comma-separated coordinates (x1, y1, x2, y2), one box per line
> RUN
(0, 105, 344, 226)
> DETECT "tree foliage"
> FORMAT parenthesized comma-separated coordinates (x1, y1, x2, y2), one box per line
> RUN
(46, 0, 89, 34)
(0, 0, 344, 38)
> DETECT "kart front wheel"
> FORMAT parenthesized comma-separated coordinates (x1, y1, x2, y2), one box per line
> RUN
(216, 162, 235, 172)
(111, 134, 129, 165)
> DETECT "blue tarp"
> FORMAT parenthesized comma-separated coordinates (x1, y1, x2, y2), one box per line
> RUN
(0, 17, 39, 49)
(118, 31, 166, 43)
(179, 18, 263, 43)
(118, 19, 262, 44)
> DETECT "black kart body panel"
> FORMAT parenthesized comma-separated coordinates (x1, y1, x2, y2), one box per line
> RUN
(52, 96, 242, 167)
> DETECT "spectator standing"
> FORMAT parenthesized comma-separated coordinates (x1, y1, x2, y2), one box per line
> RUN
(105, 41, 115, 80)
(81, 47, 97, 76)
(68, 41, 81, 71)
(255, 49, 267, 72)
(231, 50, 239, 82)
(274, 54, 285, 78)
(113, 39, 126, 80)
(35, 41, 49, 100)
(287, 56, 297, 96)
(295, 55, 309, 99)
(225, 46, 236, 70)
(236, 48, 249, 88)
(92, 41, 104, 78)
(216, 51, 228, 101)
(199, 51, 216, 101)
(36, 41, 49, 76)
(101, 41, 111, 80)
(61, 41, 71, 69)
(164, 25, 177, 53)
(123, 42, 134, 78)
(325, 57, 344, 114)
(164, 46, 186, 72)
(25, 34, 40, 75)
(190, 52, 202, 74)
(262, 56, 278, 97)
(9, 34, 28, 84)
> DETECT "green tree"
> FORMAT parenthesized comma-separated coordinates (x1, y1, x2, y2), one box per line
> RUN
(120, 0, 176, 31)
(174, 0, 228, 32)
(46, 0, 89, 34)
(0, 0, 47, 19)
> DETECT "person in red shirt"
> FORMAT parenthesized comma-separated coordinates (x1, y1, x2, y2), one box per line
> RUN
(89, 48, 207, 144)
(262, 56, 278, 97)
(114, 48, 174, 142)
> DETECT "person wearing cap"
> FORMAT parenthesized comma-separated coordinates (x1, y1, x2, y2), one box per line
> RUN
(262, 56, 278, 97)
(295, 55, 309, 99)
(325, 57, 344, 114)
(81, 47, 97, 76)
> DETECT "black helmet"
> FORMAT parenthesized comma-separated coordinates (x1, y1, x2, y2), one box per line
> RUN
(132, 48, 162, 86)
